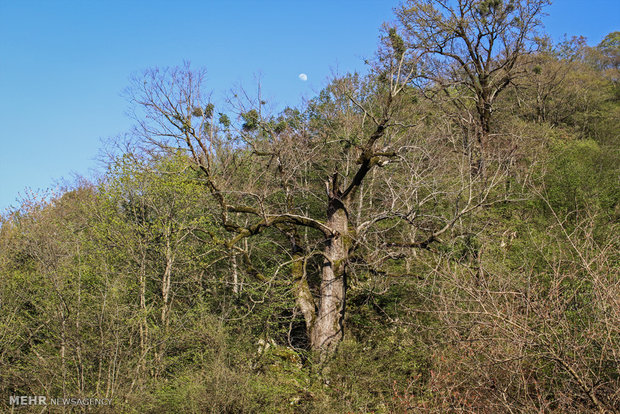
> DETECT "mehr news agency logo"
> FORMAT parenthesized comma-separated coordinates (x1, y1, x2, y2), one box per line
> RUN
(9, 395, 113, 407)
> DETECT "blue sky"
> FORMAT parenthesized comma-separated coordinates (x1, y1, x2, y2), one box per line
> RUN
(1, 0, 618, 213)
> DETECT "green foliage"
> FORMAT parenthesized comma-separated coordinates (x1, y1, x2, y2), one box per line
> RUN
(1, 19, 619, 414)
(544, 139, 605, 213)
(476, 0, 504, 17)
(388, 27, 406, 59)
(218, 112, 230, 128)
(241, 109, 260, 131)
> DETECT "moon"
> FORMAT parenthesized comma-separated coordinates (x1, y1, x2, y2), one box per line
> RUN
(298, 73, 308, 81)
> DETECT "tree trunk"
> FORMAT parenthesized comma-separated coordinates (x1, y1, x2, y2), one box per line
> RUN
(231, 252, 239, 294)
(293, 251, 316, 339)
(476, 98, 492, 177)
(138, 251, 148, 375)
(161, 240, 173, 328)
(311, 199, 349, 353)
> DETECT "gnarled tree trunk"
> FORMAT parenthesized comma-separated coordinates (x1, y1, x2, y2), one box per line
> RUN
(311, 186, 350, 352)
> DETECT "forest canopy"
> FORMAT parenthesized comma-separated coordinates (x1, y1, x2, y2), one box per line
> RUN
(1, 1, 619, 412)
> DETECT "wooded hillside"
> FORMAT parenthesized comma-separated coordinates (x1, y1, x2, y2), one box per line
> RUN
(1, 1, 618, 412)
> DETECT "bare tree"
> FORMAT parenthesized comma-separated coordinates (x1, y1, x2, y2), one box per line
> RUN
(397, 0, 549, 174)
(125, 27, 505, 354)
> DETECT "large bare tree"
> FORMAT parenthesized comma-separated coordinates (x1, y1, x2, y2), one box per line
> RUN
(126, 31, 501, 354)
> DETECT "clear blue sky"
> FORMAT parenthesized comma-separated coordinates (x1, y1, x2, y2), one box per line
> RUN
(1, 0, 618, 213)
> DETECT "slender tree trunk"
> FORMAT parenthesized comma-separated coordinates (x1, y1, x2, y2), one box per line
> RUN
(231, 252, 239, 294)
(61, 313, 67, 402)
(474, 94, 493, 177)
(161, 239, 173, 328)
(138, 251, 148, 376)
(155, 236, 174, 375)
(75, 244, 85, 395)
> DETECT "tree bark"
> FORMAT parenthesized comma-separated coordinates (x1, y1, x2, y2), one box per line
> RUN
(293, 251, 316, 338)
(311, 197, 349, 353)
(476, 97, 492, 176)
